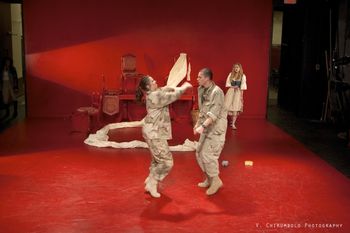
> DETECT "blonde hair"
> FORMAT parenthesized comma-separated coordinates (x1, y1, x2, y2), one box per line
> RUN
(229, 63, 243, 81)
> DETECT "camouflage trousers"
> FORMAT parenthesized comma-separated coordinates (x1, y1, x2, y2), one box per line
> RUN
(196, 133, 225, 177)
(146, 139, 174, 181)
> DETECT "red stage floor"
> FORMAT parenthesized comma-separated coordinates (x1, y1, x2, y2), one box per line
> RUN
(0, 118, 349, 233)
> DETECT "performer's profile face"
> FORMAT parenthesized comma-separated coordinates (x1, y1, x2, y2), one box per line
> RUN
(148, 76, 158, 91)
(197, 72, 208, 87)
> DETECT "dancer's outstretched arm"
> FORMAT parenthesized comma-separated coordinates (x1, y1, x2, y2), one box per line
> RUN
(150, 82, 192, 108)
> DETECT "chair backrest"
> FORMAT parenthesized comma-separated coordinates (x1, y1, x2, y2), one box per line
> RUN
(121, 53, 142, 93)
(121, 54, 137, 76)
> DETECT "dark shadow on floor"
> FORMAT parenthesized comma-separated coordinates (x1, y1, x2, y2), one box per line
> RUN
(267, 88, 350, 178)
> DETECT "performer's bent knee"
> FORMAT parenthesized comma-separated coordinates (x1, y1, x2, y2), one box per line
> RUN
(164, 159, 174, 170)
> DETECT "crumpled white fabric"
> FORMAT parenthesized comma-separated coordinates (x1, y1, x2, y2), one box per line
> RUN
(84, 120, 197, 151)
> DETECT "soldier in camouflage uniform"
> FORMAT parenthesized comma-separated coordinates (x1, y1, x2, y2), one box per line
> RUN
(194, 68, 227, 195)
(136, 75, 192, 198)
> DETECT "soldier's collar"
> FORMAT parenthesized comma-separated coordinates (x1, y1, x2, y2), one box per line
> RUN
(204, 82, 215, 92)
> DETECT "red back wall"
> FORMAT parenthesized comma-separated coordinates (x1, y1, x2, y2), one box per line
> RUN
(23, 0, 272, 118)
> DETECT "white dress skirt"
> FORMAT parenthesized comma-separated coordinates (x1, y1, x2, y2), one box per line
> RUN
(224, 87, 243, 114)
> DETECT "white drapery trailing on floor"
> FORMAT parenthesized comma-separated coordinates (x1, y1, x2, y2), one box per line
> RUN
(84, 120, 197, 151)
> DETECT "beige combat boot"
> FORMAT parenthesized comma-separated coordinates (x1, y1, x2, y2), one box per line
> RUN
(198, 174, 210, 188)
(144, 175, 150, 184)
(145, 176, 161, 198)
(206, 176, 223, 195)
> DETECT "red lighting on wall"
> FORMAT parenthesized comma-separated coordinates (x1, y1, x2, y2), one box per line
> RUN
(24, 0, 272, 118)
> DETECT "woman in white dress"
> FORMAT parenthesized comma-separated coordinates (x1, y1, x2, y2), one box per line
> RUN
(224, 63, 247, 129)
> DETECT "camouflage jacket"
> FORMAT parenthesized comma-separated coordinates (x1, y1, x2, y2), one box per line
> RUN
(142, 87, 185, 140)
(197, 82, 228, 136)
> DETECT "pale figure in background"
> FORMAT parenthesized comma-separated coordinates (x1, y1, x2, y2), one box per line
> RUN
(224, 63, 247, 129)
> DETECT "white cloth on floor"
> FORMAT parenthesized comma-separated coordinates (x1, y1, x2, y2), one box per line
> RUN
(84, 120, 197, 151)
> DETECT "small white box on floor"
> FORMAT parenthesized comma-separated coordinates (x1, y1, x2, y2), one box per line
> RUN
(244, 160, 253, 166)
